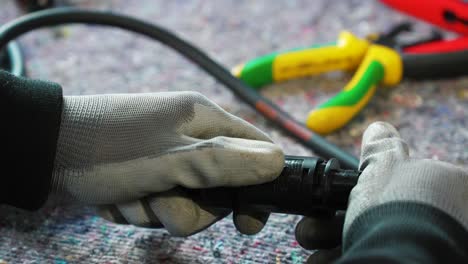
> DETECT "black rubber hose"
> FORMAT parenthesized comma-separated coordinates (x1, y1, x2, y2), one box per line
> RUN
(0, 8, 359, 169)
(1, 41, 25, 76)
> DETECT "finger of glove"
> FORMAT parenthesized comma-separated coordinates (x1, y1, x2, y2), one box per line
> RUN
(178, 93, 272, 142)
(97, 204, 129, 225)
(352, 122, 409, 209)
(147, 188, 231, 237)
(97, 201, 164, 228)
(160, 136, 284, 188)
(233, 209, 269, 235)
(295, 212, 344, 250)
(306, 247, 342, 264)
(116, 199, 165, 228)
(360, 121, 409, 171)
(344, 122, 409, 237)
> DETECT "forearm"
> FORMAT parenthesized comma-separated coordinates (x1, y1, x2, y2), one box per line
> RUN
(0, 70, 63, 210)
(338, 202, 468, 263)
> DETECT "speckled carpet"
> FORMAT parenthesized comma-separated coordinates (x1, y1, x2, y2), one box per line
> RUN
(0, 0, 467, 263)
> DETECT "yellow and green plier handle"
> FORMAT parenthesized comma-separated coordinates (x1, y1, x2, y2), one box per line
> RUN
(232, 32, 403, 135)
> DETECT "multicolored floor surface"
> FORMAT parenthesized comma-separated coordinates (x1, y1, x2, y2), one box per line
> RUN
(1, 0, 467, 263)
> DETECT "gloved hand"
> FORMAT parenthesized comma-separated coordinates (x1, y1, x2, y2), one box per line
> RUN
(50, 91, 284, 236)
(294, 212, 344, 264)
(344, 121, 468, 239)
(295, 121, 468, 263)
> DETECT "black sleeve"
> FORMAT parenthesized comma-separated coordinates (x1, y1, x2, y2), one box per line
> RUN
(0, 70, 63, 210)
(337, 202, 468, 264)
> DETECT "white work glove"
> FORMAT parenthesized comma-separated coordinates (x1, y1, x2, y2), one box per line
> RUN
(51, 91, 284, 236)
(344, 121, 468, 237)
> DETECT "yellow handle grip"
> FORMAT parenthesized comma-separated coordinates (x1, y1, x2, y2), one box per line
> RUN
(273, 31, 370, 82)
(306, 45, 403, 135)
(232, 31, 370, 89)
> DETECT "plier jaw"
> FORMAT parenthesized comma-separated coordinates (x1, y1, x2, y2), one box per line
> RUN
(378, 23, 468, 80)
(372, 22, 443, 51)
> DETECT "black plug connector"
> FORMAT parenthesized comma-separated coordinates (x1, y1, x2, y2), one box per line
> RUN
(187, 155, 360, 216)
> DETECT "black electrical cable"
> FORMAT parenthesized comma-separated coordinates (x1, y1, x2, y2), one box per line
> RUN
(1, 41, 25, 76)
(0, 8, 359, 169)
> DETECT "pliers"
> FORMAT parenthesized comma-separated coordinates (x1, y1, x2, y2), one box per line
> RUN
(231, 22, 468, 135)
